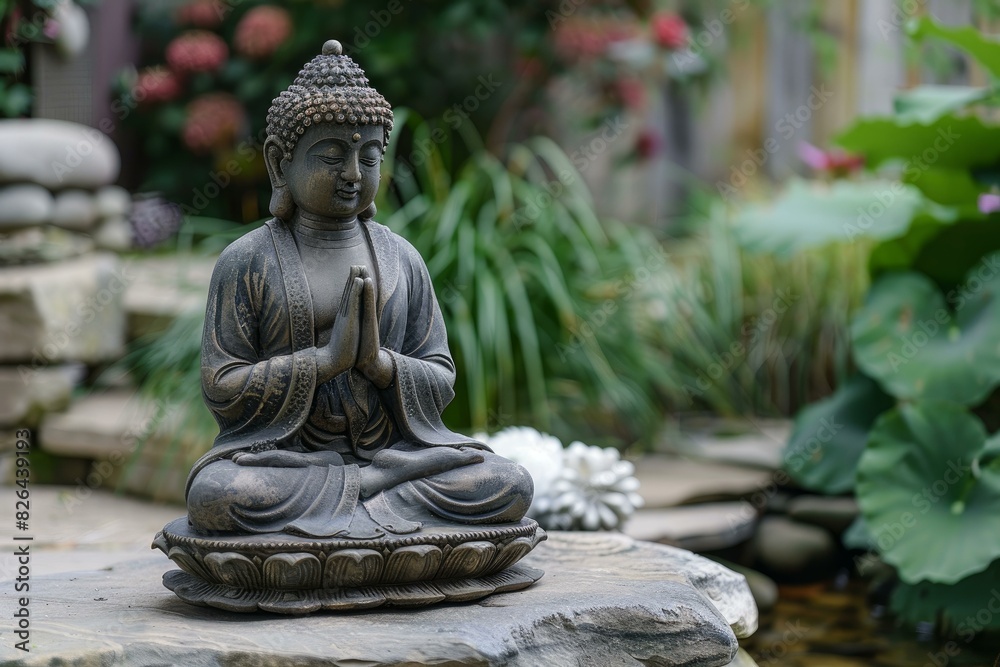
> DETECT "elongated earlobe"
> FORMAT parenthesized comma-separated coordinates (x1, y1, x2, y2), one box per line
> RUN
(270, 187, 295, 221)
(264, 138, 295, 221)
(359, 203, 376, 221)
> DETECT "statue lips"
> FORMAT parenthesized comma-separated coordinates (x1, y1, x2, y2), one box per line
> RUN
(335, 186, 359, 201)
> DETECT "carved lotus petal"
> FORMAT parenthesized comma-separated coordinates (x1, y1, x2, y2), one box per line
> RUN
(204, 552, 261, 589)
(263, 553, 322, 590)
(167, 546, 212, 581)
(490, 536, 536, 572)
(439, 541, 497, 580)
(324, 548, 383, 588)
(383, 544, 442, 584)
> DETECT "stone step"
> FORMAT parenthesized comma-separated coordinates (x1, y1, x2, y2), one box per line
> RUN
(38, 389, 206, 503)
(634, 454, 776, 509)
(123, 254, 216, 339)
(624, 501, 758, 552)
(0, 252, 126, 363)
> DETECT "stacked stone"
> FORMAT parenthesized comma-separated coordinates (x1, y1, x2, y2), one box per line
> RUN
(0, 119, 129, 448)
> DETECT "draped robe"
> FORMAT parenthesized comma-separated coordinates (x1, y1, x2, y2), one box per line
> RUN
(186, 218, 531, 538)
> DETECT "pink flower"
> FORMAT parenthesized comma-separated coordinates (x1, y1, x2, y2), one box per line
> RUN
(134, 66, 183, 104)
(176, 0, 225, 29)
(979, 193, 1000, 215)
(166, 31, 228, 74)
(651, 12, 688, 50)
(234, 6, 293, 60)
(43, 18, 60, 39)
(799, 142, 864, 175)
(182, 93, 246, 154)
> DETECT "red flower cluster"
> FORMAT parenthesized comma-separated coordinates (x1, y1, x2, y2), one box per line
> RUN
(182, 93, 246, 154)
(166, 30, 229, 74)
(176, 0, 225, 29)
(234, 5, 293, 60)
(651, 12, 689, 50)
(134, 66, 182, 104)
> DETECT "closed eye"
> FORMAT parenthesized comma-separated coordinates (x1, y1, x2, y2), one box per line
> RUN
(318, 156, 343, 165)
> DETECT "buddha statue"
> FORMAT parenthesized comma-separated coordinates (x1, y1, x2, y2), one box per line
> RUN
(183, 40, 534, 541)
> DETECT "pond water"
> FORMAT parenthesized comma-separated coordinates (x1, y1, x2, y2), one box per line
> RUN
(742, 580, 1000, 667)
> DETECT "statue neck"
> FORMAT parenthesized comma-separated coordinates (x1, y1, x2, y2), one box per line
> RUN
(291, 211, 365, 249)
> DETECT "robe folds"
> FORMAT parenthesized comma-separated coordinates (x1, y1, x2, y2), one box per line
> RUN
(186, 218, 531, 538)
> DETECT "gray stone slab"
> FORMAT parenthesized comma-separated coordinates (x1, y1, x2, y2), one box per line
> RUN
(634, 455, 775, 509)
(0, 532, 757, 666)
(123, 254, 215, 338)
(0, 252, 126, 363)
(624, 502, 758, 551)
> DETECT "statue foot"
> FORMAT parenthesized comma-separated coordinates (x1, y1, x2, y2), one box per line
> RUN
(360, 447, 484, 497)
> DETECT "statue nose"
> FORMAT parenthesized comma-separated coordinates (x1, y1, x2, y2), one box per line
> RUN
(342, 155, 361, 183)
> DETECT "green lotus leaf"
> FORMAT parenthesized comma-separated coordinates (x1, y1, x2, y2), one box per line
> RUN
(857, 401, 1000, 584)
(892, 558, 1000, 632)
(731, 179, 927, 256)
(851, 253, 1000, 405)
(783, 374, 894, 495)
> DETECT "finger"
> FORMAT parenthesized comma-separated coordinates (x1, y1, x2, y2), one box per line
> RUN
(233, 452, 259, 466)
(363, 278, 377, 330)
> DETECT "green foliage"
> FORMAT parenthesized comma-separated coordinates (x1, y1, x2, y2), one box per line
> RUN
(730, 18, 1000, 629)
(784, 374, 894, 495)
(892, 559, 1000, 633)
(378, 112, 672, 443)
(731, 180, 934, 255)
(857, 401, 1000, 584)
(851, 261, 1000, 405)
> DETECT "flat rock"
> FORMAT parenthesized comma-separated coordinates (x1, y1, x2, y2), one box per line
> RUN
(39, 389, 207, 502)
(0, 119, 120, 189)
(666, 419, 791, 471)
(634, 455, 775, 508)
(0, 532, 757, 666)
(0, 252, 126, 363)
(123, 254, 215, 338)
(0, 184, 54, 228)
(51, 189, 98, 231)
(624, 502, 758, 551)
(787, 495, 859, 534)
(0, 363, 82, 428)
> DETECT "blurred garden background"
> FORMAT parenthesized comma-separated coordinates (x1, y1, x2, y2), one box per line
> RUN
(5, 0, 1000, 664)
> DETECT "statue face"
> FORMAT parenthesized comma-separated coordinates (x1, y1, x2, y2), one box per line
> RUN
(280, 123, 383, 221)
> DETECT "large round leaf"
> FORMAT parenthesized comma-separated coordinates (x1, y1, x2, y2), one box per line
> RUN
(783, 374, 894, 494)
(892, 558, 1000, 631)
(856, 401, 1000, 584)
(731, 179, 927, 256)
(851, 253, 1000, 405)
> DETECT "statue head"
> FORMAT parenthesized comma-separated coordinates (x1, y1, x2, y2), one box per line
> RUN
(265, 39, 394, 222)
